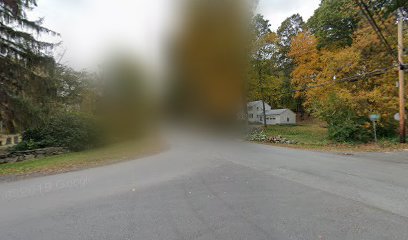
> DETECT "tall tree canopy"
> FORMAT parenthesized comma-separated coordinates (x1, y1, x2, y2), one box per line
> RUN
(290, 9, 405, 139)
(248, 14, 281, 126)
(248, 14, 277, 102)
(308, 0, 360, 49)
(0, 0, 58, 132)
(368, 0, 408, 18)
(276, 14, 305, 74)
(275, 14, 305, 112)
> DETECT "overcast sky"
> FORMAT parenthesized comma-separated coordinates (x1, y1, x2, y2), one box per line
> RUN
(257, 0, 320, 29)
(31, 0, 321, 70)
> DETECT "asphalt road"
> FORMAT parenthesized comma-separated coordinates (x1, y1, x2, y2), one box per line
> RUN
(1, 135, 408, 240)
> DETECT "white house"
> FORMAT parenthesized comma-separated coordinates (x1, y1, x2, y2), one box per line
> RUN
(247, 101, 296, 125)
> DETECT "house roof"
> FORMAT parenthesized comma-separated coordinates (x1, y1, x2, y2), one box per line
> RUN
(265, 109, 289, 115)
(247, 100, 263, 107)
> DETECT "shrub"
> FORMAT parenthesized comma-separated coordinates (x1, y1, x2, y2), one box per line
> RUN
(326, 115, 370, 143)
(12, 139, 39, 151)
(315, 94, 371, 143)
(15, 112, 101, 152)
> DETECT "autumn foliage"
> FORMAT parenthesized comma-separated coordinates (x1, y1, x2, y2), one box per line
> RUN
(248, 1, 408, 142)
(289, 18, 405, 141)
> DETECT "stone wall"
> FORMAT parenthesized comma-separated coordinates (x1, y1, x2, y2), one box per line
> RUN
(0, 147, 68, 164)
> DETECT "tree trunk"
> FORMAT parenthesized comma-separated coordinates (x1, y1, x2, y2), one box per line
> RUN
(258, 67, 267, 128)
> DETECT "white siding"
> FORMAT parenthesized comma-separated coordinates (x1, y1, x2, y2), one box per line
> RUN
(247, 101, 271, 124)
(278, 110, 296, 125)
(265, 115, 279, 125)
(247, 102, 296, 125)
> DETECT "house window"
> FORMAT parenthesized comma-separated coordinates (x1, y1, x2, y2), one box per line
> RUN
(287, 117, 290, 122)
(249, 114, 253, 118)
(260, 116, 263, 121)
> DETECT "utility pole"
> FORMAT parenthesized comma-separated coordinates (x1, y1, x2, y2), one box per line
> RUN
(398, 8, 406, 143)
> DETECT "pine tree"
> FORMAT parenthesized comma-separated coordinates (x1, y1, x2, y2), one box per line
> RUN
(0, 0, 58, 133)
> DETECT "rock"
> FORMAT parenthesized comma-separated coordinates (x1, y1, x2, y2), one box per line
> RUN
(0, 147, 68, 164)
(7, 157, 19, 163)
(25, 154, 35, 160)
(16, 155, 25, 162)
(264, 135, 296, 144)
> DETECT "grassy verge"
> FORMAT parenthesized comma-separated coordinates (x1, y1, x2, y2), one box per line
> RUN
(262, 123, 408, 152)
(0, 138, 165, 181)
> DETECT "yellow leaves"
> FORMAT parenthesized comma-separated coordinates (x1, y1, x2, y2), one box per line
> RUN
(264, 32, 278, 44)
(289, 32, 321, 101)
(289, 22, 399, 120)
(289, 32, 319, 64)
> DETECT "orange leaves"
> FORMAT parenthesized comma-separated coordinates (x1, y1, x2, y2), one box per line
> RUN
(289, 32, 321, 100)
(289, 32, 319, 64)
(289, 22, 399, 120)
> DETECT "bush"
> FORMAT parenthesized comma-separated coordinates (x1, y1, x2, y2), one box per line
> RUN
(315, 94, 371, 143)
(15, 112, 101, 152)
(12, 139, 39, 151)
(376, 116, 398, 138)
(326, 115, 370, 143)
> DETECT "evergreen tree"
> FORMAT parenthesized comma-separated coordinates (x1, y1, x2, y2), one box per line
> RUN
(0, 0, 58, 133)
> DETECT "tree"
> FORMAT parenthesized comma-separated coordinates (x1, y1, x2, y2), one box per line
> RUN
(0, 0, 59, 133)
(54, 66, 94, 110)
(308, 0, 360, 49)
(275, 14, 305, 113)
(367, 0, 408, 18)
(276, 14, 305, 74)
(289, 32, 321, 104)
(249, 14, 277, 127)
(290, 14, 403, 141)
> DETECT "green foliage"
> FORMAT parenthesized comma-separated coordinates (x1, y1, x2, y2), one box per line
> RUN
(307, 0, 360, 49)
(376, 116, 398, 138)
(248, 14, 277, 125)
(249, 14, 303, 113)
(0, 0, 59, 133)
(369, 0, 408, 19)
(12, 139, 39, 151)
(252, 14, 272, 43)
(276, 14, 305, 74)
(14, 112, 101, 152)
(55, 65, 92, 107)
(315, 94, 370, 143)
(275, 14, 305, 111)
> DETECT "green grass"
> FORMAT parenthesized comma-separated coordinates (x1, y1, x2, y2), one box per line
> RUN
(262, 123, 408, 152)
(264, 124, 330, 146)
(0, 139, 163, 179)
